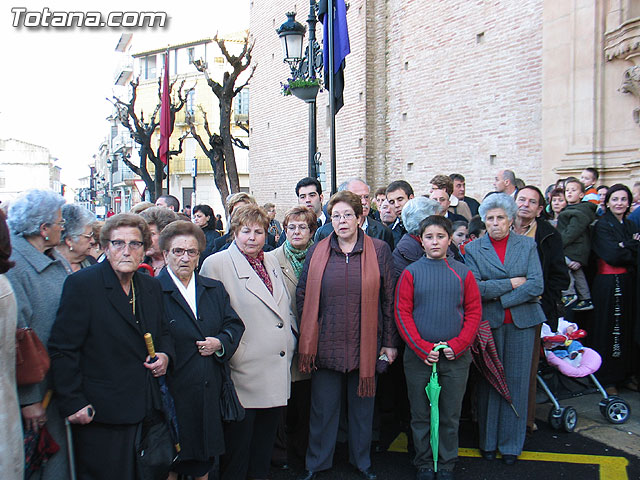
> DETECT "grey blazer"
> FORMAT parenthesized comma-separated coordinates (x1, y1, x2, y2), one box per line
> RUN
(464, 233, 545, 329)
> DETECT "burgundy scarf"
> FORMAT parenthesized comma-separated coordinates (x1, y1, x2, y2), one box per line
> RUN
(298, 234, 380, 397)
(241, 250, 273, 295)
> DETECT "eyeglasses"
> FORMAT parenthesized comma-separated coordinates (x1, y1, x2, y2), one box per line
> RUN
(286, 224, 310, 232)
(108, 240, 144, 251)
(170, 247, 200, 258)
(49, 219, 66, 227)
(79, 232, 94, 239)
(331, 213, 356, 222)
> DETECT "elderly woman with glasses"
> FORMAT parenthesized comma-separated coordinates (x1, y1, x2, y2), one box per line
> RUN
(154, 221, 244, 480)
(200, 204, 296, 480)
(53, 204, 97, 273)
(5, 189, 70, 480)
(464, 194, 545, 466)
(296, 191, 399, 480)
(49, 213, 174, 480)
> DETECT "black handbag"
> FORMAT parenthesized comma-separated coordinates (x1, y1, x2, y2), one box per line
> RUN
(220, 362, 245, 423)
(135, 412, 177, 480)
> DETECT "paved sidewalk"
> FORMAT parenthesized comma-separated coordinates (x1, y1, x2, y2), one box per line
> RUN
(536, 385, 640, 459)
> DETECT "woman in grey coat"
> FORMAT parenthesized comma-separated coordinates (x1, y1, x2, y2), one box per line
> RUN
(464, 194, 545, 466)
(5, 190, 70, 480)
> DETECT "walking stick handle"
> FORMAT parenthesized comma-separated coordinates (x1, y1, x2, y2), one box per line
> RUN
(144, 332, 156, 359)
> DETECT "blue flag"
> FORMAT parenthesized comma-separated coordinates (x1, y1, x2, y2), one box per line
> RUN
(318, 0, 350, 113)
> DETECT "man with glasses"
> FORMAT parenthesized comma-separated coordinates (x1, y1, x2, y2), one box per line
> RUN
(314, 178, 394, 250)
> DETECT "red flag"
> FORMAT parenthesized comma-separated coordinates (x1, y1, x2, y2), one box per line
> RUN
(159, 52, 171, 165)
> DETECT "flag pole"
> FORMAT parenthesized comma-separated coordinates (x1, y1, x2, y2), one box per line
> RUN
(328, 0, 337, 195)
(164, 49, 170, 195)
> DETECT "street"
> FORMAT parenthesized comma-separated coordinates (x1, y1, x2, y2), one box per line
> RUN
(271, 386, 640, 480)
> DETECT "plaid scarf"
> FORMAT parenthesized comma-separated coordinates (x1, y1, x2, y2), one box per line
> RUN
(241, 249, 273, 295)
(283, 239, 312, 279)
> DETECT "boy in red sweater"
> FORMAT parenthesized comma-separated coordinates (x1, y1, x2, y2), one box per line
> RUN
(395, 216, 481, 480)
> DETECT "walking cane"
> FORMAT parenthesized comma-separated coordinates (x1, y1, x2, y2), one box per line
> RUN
(65, 419, 77, 480)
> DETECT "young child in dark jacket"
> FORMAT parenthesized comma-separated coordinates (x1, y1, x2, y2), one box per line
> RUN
(395, 216, 481, 480)
(557, 178, 597, 311)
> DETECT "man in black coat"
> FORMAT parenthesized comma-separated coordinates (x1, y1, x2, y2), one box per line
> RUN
(514, 186, 570, 433)
(314, 178, 394, 251)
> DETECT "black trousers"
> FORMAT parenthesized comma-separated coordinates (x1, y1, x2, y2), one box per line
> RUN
(220, 407, 282, 480)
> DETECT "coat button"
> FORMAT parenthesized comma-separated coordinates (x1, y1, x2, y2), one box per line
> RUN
(279, 351, 285, 357)
(277, 323, 284, 328)
(205, 381, 210, 387)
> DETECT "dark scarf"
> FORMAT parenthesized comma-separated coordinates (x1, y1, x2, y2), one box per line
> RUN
(298, 233, 380, 397)
(283, 239, 312, 279)
(241, 249, 273, 295)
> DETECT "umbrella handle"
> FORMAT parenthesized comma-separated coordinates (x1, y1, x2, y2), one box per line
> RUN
(144, 332, 157, 360)
(431, 344, 448, 373)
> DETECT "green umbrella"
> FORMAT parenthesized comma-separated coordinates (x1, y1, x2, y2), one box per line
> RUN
(425, 345, 447, 472)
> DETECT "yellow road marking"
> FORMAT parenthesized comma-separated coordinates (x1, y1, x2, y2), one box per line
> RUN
(388, 433, 629, 479)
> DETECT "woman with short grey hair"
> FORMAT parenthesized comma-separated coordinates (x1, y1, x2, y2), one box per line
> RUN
(5, 189, 70, 479)
(464, 193, 545, 466)
(54, 204, 96, 273)
(478, 193, 519, 222)
(392, 197, 441, 278)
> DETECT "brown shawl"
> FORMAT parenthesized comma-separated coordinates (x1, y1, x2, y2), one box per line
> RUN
(298, 233, 380, 397)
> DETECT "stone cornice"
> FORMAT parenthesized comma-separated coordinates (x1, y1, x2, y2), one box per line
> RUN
(605, 17, 640, 61)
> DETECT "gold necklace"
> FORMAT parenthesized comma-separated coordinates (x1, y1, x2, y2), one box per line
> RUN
(130, 280, 136, 317)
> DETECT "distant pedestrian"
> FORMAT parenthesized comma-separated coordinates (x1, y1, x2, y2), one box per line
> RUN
(192, 204, 221, 264)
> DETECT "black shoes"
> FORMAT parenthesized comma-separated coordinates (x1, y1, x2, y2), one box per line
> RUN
(437, 470, 455, 480)
(416, 468, 435, 480)
(502, 454, 517, 465)
(358, 468, 378, 480)
(480, 449, 496, 461)
(297, 470, 316, 480)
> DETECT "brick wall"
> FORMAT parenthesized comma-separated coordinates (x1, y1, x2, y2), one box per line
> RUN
(249, 0, 543, 216)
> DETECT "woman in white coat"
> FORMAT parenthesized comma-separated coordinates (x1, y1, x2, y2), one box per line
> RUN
(201, 204, 296, 480)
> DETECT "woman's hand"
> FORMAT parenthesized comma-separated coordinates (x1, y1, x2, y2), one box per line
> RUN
(510, 276, 526, 289)
(144, 352, 169, 377)
(22, 402, 47, 432)
(380, 347, 398, 364)
(67, 405, 95, 425)
(196, 337, 222, 357)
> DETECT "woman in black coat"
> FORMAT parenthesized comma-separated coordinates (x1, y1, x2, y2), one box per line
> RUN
(156, 221, 244, 480)
(193, 204, 221, 264)
(49, 213, 175, 480)
(590, 184, 640, 393)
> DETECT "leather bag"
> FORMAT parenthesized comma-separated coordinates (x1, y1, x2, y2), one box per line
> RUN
(16, 327, 50, 386)
(220, 361, 245, 423)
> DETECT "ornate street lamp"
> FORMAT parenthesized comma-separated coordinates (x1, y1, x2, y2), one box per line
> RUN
(277, 3, 323, 179)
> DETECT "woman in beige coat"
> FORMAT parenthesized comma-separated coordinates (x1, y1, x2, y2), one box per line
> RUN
(0, 210, 23, 480)
(200, 204, 296, 480)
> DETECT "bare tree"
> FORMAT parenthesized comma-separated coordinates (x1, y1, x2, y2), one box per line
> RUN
(110, 77, 191, 201)
(192, 34, 254, 199)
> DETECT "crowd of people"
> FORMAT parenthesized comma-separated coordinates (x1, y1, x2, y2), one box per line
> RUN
(0, 166, 638, 480)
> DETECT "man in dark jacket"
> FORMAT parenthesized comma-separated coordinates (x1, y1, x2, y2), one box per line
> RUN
(514, 186, 570, 433)
(315, 178, 394, 251)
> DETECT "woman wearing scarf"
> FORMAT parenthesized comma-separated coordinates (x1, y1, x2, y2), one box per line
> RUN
(272, 206, 318, 466)
(200, 204, 296, 480)
(296, 191, 399, 480)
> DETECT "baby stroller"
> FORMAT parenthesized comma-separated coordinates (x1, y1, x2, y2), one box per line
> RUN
(536, 322, 631, 433)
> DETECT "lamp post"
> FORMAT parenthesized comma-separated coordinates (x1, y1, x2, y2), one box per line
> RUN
(277, 3, 323, 179)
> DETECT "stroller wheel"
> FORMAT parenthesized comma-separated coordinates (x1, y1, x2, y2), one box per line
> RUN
(600, 397, 630, 424)
(561, 407, 578, 432)
(548, 407, 564, 430)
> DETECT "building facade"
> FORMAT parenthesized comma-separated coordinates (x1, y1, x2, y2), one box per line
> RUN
(0, 138, 61, 204)
(248, 0, 640, 212)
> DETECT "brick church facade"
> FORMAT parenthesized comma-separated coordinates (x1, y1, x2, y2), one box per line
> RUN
(248, 0, 640, 210)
